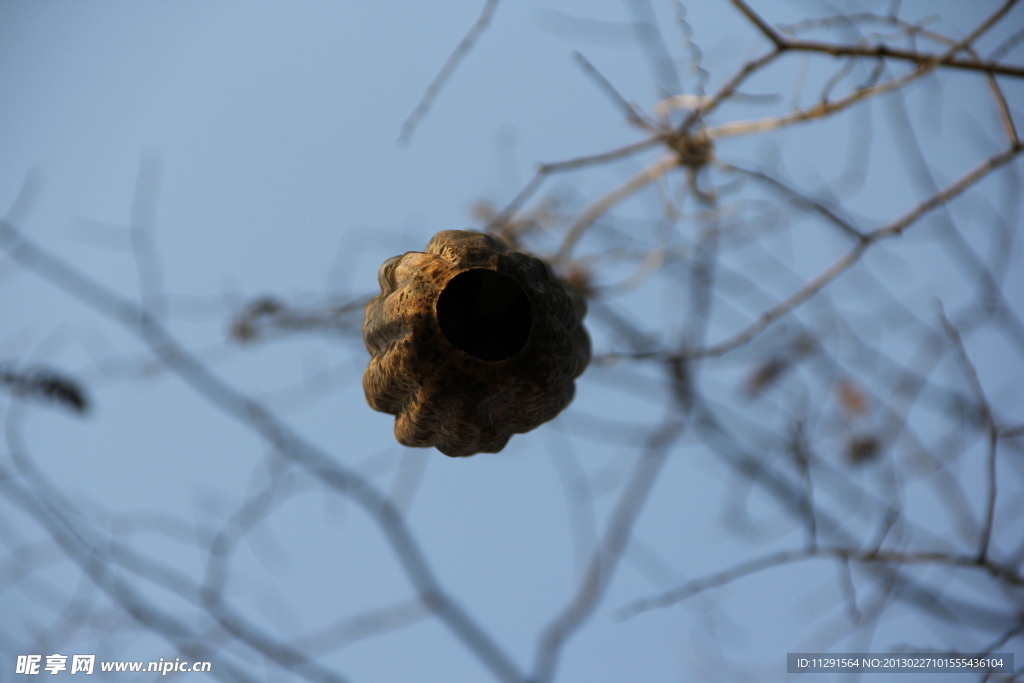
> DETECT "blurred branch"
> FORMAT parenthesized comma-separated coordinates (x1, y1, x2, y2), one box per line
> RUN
(129, 152, 166, 319)
(0, 217, 529, 683)
(937, 306, 1000, 562)
(624, 0, 682, 95)
(552, 154, 679, 264)
(719, 161, 867, 241)
(0, 363, 89, 414)
(706, 60, 955, 139)
(533, 403, 689, 682)
(691, 142, 1024, 359)
(0, 465, 266, 683)
(617, 547, 813, 620)
(618, 544, 1024, 620)
(485, 137, 662, 237)
(291, 598, 431, 656)
(229, 295, 367, 344)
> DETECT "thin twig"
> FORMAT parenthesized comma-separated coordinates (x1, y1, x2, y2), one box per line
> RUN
(552, 154, 679, 264)
(731, 0, 1024, 77)
(937, 305, 999, 562)
(719, 161, 867, 241)
(398, 0, 500, 146)
(573, 52, 654, 130)
(0, 218, 528, 683)
(485, 137, 662, 234)
(617, 547, 814, 620)
(532, 417, 687, 683)
(681, 48, 782, 132)
(619, 544, 1024, 619)
(129, 152, 166, 319)
(691, 142, 1024, 359)
(625, 0, 683, 95)
(707, 60, 943, 139)
(774, 39, 1024, 77)
(728, 0, 786, 48)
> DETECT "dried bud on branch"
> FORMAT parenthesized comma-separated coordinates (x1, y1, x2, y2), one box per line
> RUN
(0, 363, 89, 414)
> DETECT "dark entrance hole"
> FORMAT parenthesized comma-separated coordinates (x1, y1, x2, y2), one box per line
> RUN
(436, 268, 532, 362)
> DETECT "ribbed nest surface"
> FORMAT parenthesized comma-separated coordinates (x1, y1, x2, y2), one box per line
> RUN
(362, 230, 590, 457)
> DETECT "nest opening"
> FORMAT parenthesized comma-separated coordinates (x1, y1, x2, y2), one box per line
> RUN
(436, 268, 532, 362)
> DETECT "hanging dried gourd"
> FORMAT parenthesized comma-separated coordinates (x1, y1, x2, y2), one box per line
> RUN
(362, 230, 590, 457)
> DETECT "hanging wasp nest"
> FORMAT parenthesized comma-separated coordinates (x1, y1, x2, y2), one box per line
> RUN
(362, 230, 590, 457)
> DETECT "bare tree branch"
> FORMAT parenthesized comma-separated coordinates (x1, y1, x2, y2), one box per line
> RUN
(398, 0, 501, 146)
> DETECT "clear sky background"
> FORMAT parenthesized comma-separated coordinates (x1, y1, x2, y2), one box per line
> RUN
(2, 1, 1022, 681)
